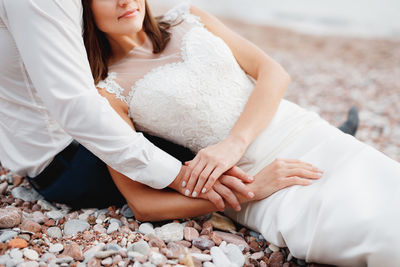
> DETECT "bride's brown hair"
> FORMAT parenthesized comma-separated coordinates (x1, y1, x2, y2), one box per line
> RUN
(82, 0, 172, 84)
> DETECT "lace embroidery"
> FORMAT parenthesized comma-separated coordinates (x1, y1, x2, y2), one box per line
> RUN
(128, 24, 255, 152)
(96, 72, 127, 104)
(162, 1, 204, 28)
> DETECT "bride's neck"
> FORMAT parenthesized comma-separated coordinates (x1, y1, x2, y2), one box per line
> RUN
(107, 30, 147, 66)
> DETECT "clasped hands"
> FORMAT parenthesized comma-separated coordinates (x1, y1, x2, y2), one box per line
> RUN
(171, 137, 324, 211)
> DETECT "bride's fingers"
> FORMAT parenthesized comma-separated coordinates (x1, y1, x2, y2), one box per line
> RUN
(205, 190, 225, 211)
(182, 157, 200, 188)
(284, 168, 322, 179)
(201, 165, 226, 194)
(213, 182, 241, 212)
(192, 164, 216, 197)
(220, 175, 255, 199)
(224, 166, 254, 183)
(286, 163, 322, 173)
(281, 176, 312, 188)
(185, 160, 207, 196)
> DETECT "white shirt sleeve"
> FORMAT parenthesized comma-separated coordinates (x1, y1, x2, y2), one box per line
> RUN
(2, 0, 181, 189)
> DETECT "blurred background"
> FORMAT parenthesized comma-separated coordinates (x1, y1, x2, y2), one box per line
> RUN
(150, 0, 400, 161)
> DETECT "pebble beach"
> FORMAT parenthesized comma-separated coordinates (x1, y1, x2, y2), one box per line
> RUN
(0, 19, 399, 267)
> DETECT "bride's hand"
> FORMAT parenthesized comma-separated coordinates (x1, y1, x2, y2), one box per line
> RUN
(199, 172, 256, 211)
(249, 158, 323, 201)
(182, 136, 253, 198)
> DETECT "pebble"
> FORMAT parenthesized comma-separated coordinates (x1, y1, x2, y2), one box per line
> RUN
(224, 243, 245, 267)
(192, 237, 215, 250)
(131, 239, 151, 256)
(25, 211, 47, 224)
(149, 251, 167, 266)
(250, 251, 264, 260)
(23, 248, 39, 261)
(93, 224, 106, 234)
(213, 231, 249, 250)
(9, 248, 23, 259)
(17, 261, 39, 267)
(11, 186, 44, 202)
(55, 256, 74, 264)
(148, 236, 166, 249)
(269, 244, 280, 252)
(127, 251, 146, 261)
(190, 253, 212, 262)
(78, 213, 89, 221)
(269, 251, 284, 267)
(47, 226, 62, 239)
(46, 210, 65, 221)
(155, 223, 184, 243)
(121, 237, 127, 247)
(138, 222, 155, 235)
(0, 181, 8, 195)
(210, 246, 232, 266)
(49, 243, 64, 253)
(101, 257, 113, 265)
(95, 250, 117, 259)
(20, 220, 41, 233)
(61, 242, 84, 261)
(0, 207, 21, 228)
(209, 213, 236, 232)
(37, 199, 57, 211)
(264, 247, 273, 254)
(8, 238, 28, 248)
(121, 204, 134, 218)
(105, 243, 123, 251)
(107, 221, 120, 234)
(83, 243, 105, 263)
(184, 227, 199, 241)
(110, 218, 123, 226)
(63, 219, 90, 236)
(0, 230, 18, 242)
(41, 252, 56, 262)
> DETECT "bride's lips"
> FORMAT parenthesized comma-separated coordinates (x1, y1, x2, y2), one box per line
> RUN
(118, 9, 139, 20)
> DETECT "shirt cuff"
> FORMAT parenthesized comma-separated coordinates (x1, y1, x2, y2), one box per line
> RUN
(137, 144, 182, 189)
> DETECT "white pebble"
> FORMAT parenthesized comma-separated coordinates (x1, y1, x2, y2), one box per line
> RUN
(190, 253, 212, 262)
(138, 222, 155, 235)
(107, 222, 120, 234)
(9, 248, 23, 259)
(49, 243, 64, 253)
(101, 257, 113, 265)
(23, 248, 39, 261)
(268, 244, 280, 252)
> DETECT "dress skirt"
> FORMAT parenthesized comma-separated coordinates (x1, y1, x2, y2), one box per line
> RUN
(225, 100, 400, 266)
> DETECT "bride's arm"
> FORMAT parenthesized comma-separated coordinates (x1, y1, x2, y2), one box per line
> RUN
(109, 158, 320, 222)
(96, 87, 251, 211)
(183, 6, 292, 196)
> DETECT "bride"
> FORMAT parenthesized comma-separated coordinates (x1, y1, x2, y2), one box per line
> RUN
(82, 0, 400, 266)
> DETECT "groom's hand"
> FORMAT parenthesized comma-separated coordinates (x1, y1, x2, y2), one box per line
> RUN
(169, 165, 255, 211)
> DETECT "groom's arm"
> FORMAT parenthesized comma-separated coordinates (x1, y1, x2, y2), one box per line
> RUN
(1, 0, 181, 189)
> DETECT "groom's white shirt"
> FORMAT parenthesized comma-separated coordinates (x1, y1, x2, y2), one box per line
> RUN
(0, 0, 181, 189)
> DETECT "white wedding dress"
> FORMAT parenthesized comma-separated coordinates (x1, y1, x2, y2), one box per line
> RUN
(97, 3, 400, 266)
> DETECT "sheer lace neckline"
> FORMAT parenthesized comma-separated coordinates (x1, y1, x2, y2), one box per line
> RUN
(109, 34, 152, 69)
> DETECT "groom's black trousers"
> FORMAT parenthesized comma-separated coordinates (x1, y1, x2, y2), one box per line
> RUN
(27, 133, 194, 209)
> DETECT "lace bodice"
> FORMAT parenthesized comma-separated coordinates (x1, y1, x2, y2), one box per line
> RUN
(97, 1, 254, 152)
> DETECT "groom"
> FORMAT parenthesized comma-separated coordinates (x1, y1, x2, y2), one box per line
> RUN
(0, 0, 252, 209)
(0, 1, 358, 210)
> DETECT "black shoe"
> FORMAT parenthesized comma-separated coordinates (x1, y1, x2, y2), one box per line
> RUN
(338, 106, 359, 136)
